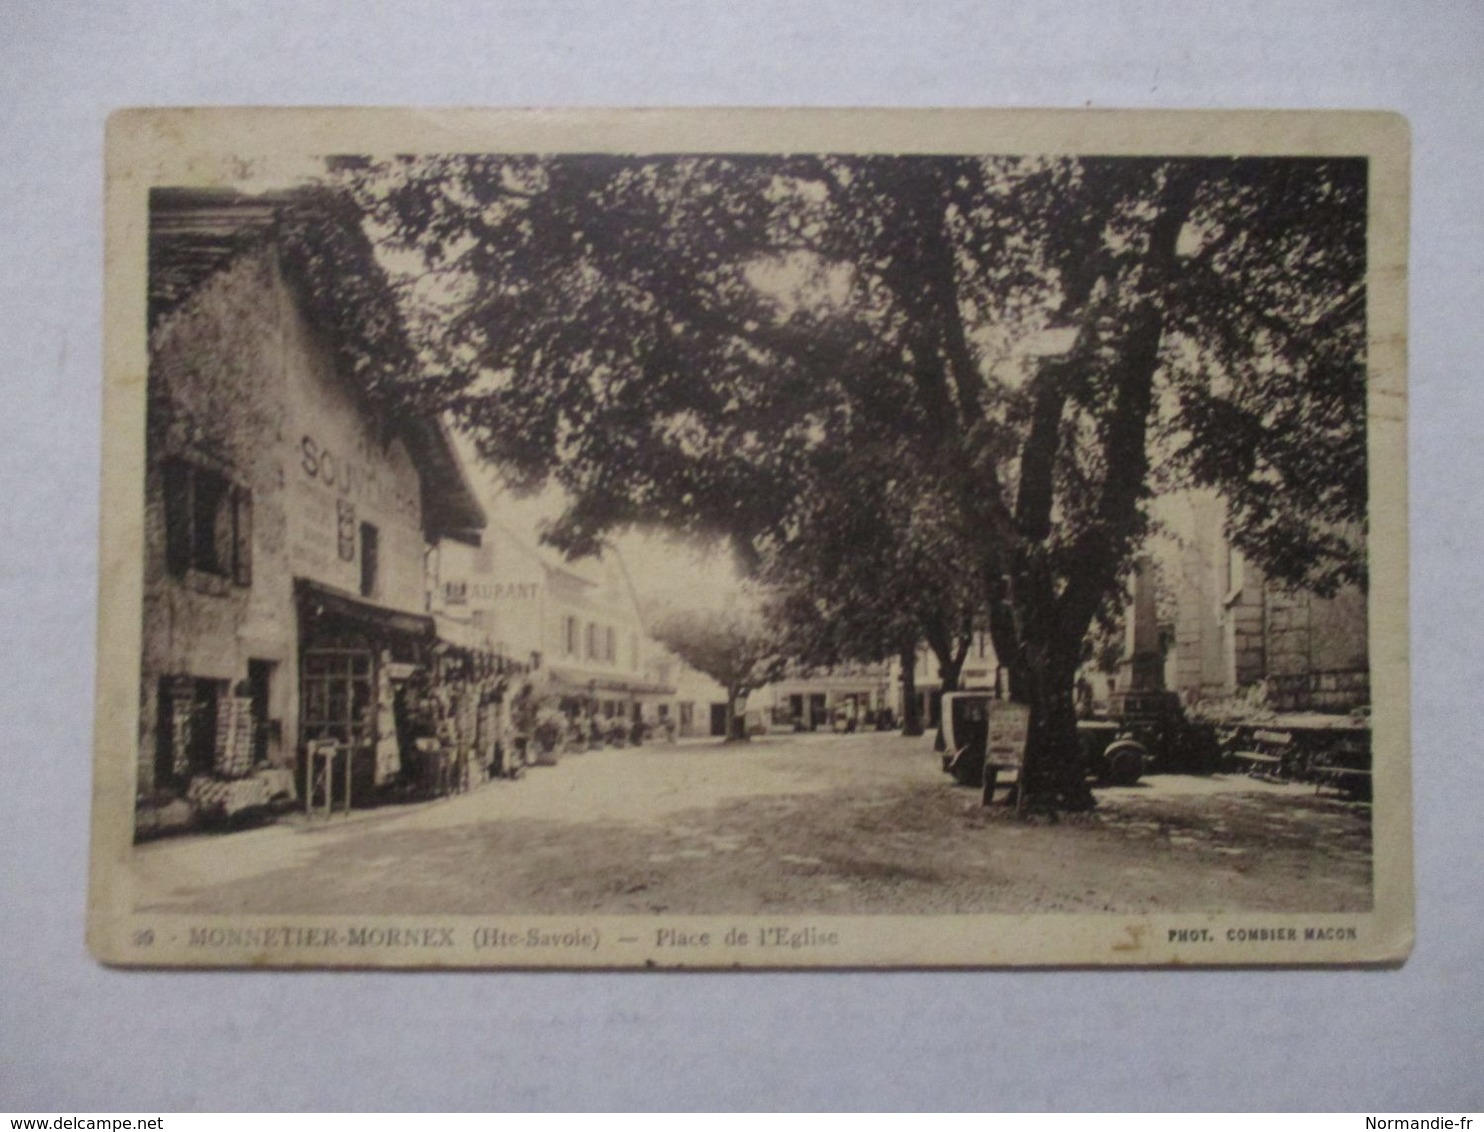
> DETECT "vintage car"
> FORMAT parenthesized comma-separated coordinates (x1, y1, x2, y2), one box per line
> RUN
(1107, 689, 1221, 775)
(940, 691, 1148, 789)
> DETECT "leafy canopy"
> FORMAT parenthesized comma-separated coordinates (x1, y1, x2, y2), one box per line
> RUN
(648, 606, 789, 701)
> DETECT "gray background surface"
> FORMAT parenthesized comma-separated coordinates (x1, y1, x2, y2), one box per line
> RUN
(2, 0, 1479, 1112)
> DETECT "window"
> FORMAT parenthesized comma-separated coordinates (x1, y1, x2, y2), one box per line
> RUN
(564, 616, 579, 656)
(359, 523, 379, 599)
(300, 649, 374, 756)
(1224, 547, 1248, 607)
(444, 579, 467, 605)
(154, 675, 226, 786)
(605, 627, 617, 664)
(163, 459, 251, 584)
(586, 622, 599, 660)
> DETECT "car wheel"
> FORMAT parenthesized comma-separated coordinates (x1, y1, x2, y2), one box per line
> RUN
(1101, 741, 1146, 786)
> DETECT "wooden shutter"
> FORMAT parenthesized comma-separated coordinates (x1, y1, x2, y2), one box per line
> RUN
(359, 523, 379, 598)
(162, 461, 192, 577)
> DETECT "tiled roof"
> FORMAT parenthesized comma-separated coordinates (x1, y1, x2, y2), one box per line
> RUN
(148, 186, 287, 328)
(148, 185, 486, 542)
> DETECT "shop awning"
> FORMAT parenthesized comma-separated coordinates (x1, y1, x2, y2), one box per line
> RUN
(295, 578, 435, 639)
(433, 615, 492, 653)
(547, 664, 677, 698)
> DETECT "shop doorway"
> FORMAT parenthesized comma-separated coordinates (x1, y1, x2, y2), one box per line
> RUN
(247, 659, 275, 766)
(300, 649, 375, 800)
(808, 693, 827, 730)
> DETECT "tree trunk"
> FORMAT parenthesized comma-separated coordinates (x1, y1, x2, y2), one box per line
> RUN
(1014, 645, 1095, 811)
(989, 168, 1200, 812)
(899, 646, 923, 737)
(724, 687, 749, 742)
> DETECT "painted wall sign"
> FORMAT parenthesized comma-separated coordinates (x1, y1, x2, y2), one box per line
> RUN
(299, 435, 418, 524)
(336, 498, 356, 562)
(470, 581, 541, 603)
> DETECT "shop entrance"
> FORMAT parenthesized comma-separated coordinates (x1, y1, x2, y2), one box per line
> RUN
(295, 577, 436, 804)
(247, 659, 275, 766)
(808, 693, 827, 730)
(300, 648, 375, 799)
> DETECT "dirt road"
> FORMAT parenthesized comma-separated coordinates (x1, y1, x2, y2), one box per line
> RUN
(133, 731, 1371, 915)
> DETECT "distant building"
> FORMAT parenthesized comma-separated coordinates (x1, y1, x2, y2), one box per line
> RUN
(900, 634, 1000, 730)
(756, 633, 999, 733)
(763, 661, 894, 732)
(643, 649, 730, 738)
(432, 514, 674, 726)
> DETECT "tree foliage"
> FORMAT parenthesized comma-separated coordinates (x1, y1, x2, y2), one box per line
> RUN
(337, 150, 1368, 808)
(275, 184, 421, 409)
(761, 437, 980, 738)
(649, 606, 789, 741)
(338, 154, 842, 564)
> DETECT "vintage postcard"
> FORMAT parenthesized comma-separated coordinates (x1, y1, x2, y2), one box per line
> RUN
(89, 108, 1411, 968)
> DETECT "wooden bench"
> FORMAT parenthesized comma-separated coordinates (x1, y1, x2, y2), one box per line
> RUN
(1230, 749, 1284, 774)
(1229, 729, 1293, 779)
(1312, 762, 1372, 800)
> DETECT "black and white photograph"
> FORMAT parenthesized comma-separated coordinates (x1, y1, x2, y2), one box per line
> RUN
(88, 108, 1410, 968)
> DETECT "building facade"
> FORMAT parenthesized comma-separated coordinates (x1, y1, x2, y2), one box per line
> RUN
(754, 632, 1000, 736)
(1166, 491, 1369, 712)
(642, 649, 730, 737)
(138, 187, 486, 833)
(763, 662, 894, 731)
(433, 515, 674, 731)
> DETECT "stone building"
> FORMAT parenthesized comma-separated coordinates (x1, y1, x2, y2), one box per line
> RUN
(138, 187, 485, 832)
(1166, 491, 1369, 712)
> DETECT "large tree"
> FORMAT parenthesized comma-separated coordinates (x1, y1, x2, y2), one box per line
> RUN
(339, 151, 1366, 810)
(649, 607, 789, 742)
(949, 157, 1363, 807)
(761, 434, 981, 740)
